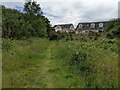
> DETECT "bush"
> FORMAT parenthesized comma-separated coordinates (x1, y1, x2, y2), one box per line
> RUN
(2, 39, 13, 51)
(69, 51, 87, 66)
(107, 19, 120, 39)
(2, 2, 52, 39)
(49, 31, 63, 40)
(87, 31, 101, 40)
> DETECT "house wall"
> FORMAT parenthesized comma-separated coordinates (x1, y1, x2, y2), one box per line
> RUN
(54, 25, 75, 33)
(70, 25, 74, 30)
(54, 26, 62, 32)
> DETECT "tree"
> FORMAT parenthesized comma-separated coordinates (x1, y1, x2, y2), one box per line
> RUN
(44, 17, 53, 37)
(23, 1, 50, 37)
(24, 0, 42, 16)
(2, 1, 52, 39)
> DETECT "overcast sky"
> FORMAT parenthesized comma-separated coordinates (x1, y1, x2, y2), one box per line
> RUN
(1, 0, 120, 26)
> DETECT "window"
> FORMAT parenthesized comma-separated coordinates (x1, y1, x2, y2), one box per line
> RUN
(55, 26, 62, 31)
(91, 23, 95, 28)
(99, 23, 104, 27)
(87, 24, 89, 26)
(79, 24, 83, 28)
(70, 25, 74, 30)
(57, 26, 61, 29)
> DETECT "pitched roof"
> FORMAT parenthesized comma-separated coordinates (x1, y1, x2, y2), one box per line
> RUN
(54, 24, 73, 29)
(78, 21, 109, 25)
(76, 21, 109, 29)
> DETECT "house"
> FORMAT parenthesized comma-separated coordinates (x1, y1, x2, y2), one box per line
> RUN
(75, 21, 108, 34)
(54, 24, 75, 33)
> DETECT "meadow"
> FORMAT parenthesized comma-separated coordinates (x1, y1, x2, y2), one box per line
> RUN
(2, 38, 119, 88)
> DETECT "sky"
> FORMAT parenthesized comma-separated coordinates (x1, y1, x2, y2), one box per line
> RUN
(1, 0, 120, 26)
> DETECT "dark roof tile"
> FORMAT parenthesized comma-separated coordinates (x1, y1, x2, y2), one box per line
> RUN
(54, 24, 73, 29)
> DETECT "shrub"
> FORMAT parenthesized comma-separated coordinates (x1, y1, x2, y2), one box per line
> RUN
(2, 1, 52, 39)
(2, 39, 13, 51)
(49, 31, 63, 40)
(107, 19, 120, 39)
(69, 51, 87, 66)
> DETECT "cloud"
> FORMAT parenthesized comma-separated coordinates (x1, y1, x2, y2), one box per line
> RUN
(1, 0, 120, 26)
(43, 11, 62, 19)
(40, 2, 85, 26)
(1, 2, 24, 9)
(39, 0, 119, 26)
(119, 1, 120, 18)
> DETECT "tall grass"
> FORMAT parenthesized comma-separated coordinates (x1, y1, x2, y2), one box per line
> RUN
(52, 39, 118, 88)
(2, 38, 50, 88)
(2, 38, 118, 88)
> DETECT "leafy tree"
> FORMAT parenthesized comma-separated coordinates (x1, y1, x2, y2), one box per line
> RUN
(45, 17, 53, 37)
(23, 0, 52, 37)
(2, 0, 52, 39)
(24, 0, 42, 16)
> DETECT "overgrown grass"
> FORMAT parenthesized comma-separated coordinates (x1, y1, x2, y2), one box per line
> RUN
(2, 38, 119, 88)
(2, 38, 50, 88)
(52, 39, 118, 88)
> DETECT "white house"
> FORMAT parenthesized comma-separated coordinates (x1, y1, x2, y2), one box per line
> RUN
(75, 21, 108, 34)
(54, 24, 75, 33)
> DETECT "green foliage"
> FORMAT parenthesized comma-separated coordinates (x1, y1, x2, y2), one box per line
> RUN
(24, 0, 42, 15)
(87, 31, 101, 40)
(52, 39, 118, 88)
(107, 19, 120, 39)
(2, 39, 13, 51)
(49, 31, 65, 40)
(2, 0, 52, 39)
(69, 51, 88, 66)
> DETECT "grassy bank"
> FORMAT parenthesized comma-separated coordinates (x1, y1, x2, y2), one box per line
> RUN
(2, 38, 119, 88)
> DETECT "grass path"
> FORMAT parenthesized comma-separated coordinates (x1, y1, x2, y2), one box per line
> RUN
(40, 42, 55, 88)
